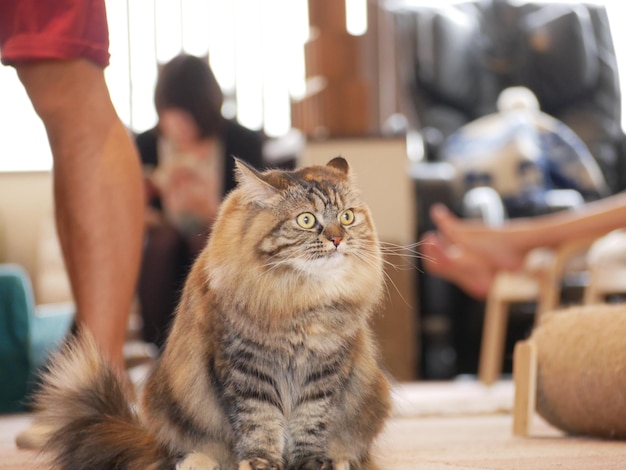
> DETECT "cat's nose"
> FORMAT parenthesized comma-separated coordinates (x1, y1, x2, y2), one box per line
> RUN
(329, 236, 342, 247)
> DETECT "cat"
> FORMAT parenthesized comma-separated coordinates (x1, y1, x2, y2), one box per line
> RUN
(32, 157, 391, 470)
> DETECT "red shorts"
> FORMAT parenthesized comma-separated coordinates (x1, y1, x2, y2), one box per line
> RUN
(0, 0, 110, 68)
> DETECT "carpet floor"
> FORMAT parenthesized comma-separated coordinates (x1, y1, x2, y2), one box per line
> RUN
(2, 381, 625, 469)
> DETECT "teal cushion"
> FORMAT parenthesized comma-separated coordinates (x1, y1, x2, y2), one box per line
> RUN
(29, 302, 74, 371)
(0, 264, 33, 413)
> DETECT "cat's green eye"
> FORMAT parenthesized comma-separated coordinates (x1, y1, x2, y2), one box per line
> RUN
(340, 209, 355, 226)
(296, 212, 317, 229)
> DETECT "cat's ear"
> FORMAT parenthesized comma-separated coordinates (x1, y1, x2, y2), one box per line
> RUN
(327, 156, 350, 175)
(234, 158, 279, 205)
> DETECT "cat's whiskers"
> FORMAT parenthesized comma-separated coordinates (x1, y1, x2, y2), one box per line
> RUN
(262, 246, 323, 277)
(379, 240, 429, 260)
(262, 239, 423, 310)
(349, 247, 393, 298)
(352, 245, 414, 309)
(378, 240, 434, 273)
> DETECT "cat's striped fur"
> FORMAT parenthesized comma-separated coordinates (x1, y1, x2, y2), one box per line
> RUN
(33, 157, 391, 470)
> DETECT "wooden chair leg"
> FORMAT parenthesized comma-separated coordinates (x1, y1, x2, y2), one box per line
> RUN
(513, 340, 538, 436)
(478, 295, 508, 385)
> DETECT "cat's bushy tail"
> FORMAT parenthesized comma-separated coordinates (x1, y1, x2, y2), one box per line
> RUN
(32, 332, 177, 470)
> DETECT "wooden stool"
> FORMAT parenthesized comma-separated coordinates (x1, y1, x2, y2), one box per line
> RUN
(479, 271, 540, 385)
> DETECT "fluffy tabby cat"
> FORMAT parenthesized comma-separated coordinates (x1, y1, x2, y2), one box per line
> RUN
(33, 157, 391, 470)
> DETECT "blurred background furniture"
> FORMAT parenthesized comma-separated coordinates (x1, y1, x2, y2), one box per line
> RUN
(0, 207, 75, 413)
(583, 229, 626, 304)
(0, 263, 73, 413)
(480, 227, 626, 385)
(389, 0, 626, 378)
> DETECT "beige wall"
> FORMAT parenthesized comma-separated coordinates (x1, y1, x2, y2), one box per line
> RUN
(0, 171, 54, 282)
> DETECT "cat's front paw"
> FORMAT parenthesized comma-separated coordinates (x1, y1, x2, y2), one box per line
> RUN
(238, 457, 283, 470)
(176, 451, 221, 470)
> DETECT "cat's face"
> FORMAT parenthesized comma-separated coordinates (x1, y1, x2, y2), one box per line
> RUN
(244, 158, 379, 278)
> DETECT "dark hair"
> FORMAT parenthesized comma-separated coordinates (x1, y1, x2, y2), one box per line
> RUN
(154, 54, 225, 137)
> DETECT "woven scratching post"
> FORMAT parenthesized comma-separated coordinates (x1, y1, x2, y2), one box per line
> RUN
(516, 304, 626, 438)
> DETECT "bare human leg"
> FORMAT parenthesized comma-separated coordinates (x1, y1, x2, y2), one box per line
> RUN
(16, 59, 144, 371)
(430, 204, 527, 272)
(430, 194, 626, 277)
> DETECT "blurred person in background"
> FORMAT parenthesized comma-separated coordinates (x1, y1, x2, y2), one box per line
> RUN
(135, 53, 263, 349)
